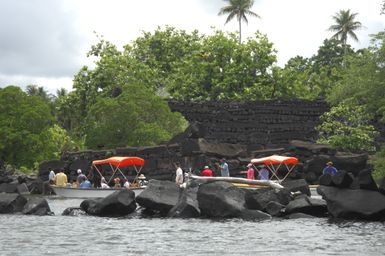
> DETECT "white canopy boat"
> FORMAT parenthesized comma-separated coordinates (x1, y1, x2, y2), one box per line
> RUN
(51, 156, 147, 198)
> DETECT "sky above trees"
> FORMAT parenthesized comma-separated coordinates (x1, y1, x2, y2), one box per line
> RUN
(0, 0, 384, 93)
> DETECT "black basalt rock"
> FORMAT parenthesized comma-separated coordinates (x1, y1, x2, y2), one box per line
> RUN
(136, 180, 181, 215)
(81, 190, 137, 217)
(317, 185, 385, 221)
(331, 170, 353, 188)
(22, 197, 52, 216)
(356, 169, 378, 191)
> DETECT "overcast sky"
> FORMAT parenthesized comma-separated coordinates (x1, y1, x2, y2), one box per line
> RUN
(0, 0, 384, 93)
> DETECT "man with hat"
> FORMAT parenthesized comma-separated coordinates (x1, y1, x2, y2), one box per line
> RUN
(76, 169, 87, 184)
(138, 174, 147, 186)
(201, 165, 213, 177)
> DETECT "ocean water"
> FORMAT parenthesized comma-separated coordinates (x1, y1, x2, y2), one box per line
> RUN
(0, 197, 384, 256)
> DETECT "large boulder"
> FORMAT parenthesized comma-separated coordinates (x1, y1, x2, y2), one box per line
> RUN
(265, 201, 286, 216)
(197, 181, 245, 218)
(245, 188, 291, 211)
(356, 169, 378, 191)
(80, 190, 136, 217)
(317, 185, 385, 220)
(167, 186, 200, 218)
(197, 181, 270, 220)
(331, 170, 353, 188)
(319, 173, 333, 186)
(282, 179, 310, 196)
(17, 183, 30, 195)
(22, 197, 52, 215)
(333, 152, 368, 176)
(0, 194, 27, 213)
(136, 180, 181, 215)
(284, 195, 327, 217)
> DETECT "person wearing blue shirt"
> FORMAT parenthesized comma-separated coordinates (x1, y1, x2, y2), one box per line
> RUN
(80, 179, 92, 188)
(323, 161, 338, 175)
(258, 165, 270, 180)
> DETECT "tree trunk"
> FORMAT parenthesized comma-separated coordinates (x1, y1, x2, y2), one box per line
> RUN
(239, 18, 242, 44)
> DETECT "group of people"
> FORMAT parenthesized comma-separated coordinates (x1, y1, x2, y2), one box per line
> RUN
(241, 163, 269, 180)
(48, 168, 147, 189)
(174, 158, 230, 184)
(174, 158, 339, 184)
(174, 158, 272, 184)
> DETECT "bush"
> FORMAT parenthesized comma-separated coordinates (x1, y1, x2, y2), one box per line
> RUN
(371, 147, 385, 180)
(316, 103, 378, 152)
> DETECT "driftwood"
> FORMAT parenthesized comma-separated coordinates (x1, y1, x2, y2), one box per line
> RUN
(188, 174, 284, 189)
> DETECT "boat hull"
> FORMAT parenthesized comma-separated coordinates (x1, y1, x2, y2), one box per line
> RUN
(51, 186, 144, 198)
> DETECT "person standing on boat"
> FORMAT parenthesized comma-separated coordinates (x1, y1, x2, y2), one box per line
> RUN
(201, 166, 213, 177)
(258, 165, 269, 181)
(76, 169, 87, 184)
(246, 163, 255, 180)
(54, 170, 68, 187)
(219, 158, 230, 177)
(123, 178, 130, 188)
(323, 161, 338, 175)
(175, 162, 184, 185)
(100, 177, 110, 189)
(48, 169, 56, 185)
(114, 177, 121, 188)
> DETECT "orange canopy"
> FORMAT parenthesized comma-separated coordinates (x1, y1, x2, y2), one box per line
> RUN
(251, 155, 298, 165)
(92, 156, 145, 168)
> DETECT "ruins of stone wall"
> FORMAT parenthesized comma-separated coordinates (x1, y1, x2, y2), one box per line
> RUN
(168, 100, 330, 150)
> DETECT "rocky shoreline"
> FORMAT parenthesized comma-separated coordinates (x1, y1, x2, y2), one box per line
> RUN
(2, 172, 385, 221)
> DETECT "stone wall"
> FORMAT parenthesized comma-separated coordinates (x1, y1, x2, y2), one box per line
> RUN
(168, 100, 329, 150)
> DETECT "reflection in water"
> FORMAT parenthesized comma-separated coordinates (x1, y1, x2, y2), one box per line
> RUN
(0, 197, 384, 256)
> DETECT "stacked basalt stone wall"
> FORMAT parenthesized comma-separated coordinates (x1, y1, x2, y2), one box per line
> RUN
(168, 100, 329, 150)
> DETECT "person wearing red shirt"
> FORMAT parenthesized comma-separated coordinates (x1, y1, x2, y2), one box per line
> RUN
(201, 166, 213, 177)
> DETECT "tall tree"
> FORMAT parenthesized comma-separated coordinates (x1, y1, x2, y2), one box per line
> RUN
(218, 0, 260, 44)
(328, 9, 363, 51)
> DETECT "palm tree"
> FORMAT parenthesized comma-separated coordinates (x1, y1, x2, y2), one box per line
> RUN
(218, 0, 260, 44)
(328, 9, 363, 51)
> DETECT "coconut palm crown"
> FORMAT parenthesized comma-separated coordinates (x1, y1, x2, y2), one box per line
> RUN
(218, 0, 260, 44)
(328, 9, 363, 48)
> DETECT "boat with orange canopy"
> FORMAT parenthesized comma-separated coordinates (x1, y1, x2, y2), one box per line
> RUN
(51, 156, 146, 198)
(250, 155, 298, 183)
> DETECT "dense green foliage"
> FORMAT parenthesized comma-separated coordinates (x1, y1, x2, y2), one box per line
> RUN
(0, 86, 72, 168)
(371, 146, 385, 180)
(274, 39, 350, 99)
(316, 103, 378, 152)
(84, 84, 186, 148)
(328, 32, 385, 119)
